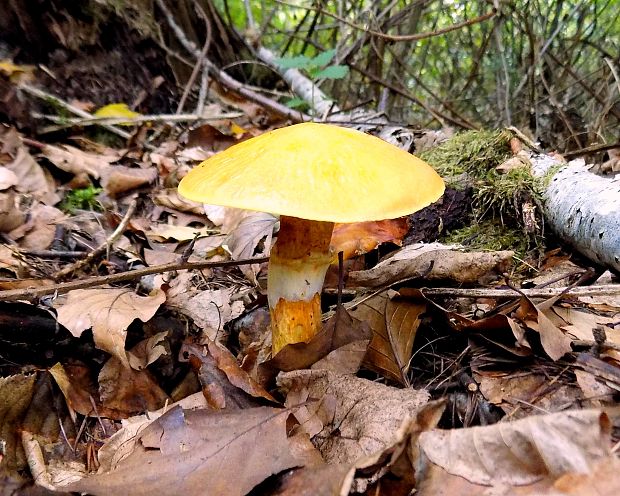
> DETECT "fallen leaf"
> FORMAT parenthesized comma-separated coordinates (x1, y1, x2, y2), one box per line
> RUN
(0, 190, 26, 232)
(42, 143, 118, 178)
(54, 287, 166, 368)
(93, 103, 140, 124)
(418, 409, 610, 490)
(8, 204, 65, 250)
(226, 211, 276, 283)
(145, 224, 216, 242)
(65, 406, 310, 496)
(264, 306, 371, 374)
(166, 287, 245, 339)
(278, 370, 429, 466)
(0, 167, 18, 189)
(514, 296, 572, 360)
(186, 124, 239, 151)
(182, 340, 276, 409)
(350, 290, 426, 384)
(153, 188, 205, 215)
(4, 145, 59, 204)
(0, 374, 36, 472)
(98, 354, 170, 417)
(100, 165, 157, 197)
(330, 218, 409, 260)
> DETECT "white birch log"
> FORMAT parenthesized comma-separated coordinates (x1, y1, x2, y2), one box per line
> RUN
(532, 156, 620, 272)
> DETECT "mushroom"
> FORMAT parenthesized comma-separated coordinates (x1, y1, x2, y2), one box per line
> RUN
(178, 122, 445, 353)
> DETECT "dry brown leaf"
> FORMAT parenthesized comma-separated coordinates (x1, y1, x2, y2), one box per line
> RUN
(4, 146, 59, 204)
(263, 306, 371, 374)
(54, 287, 166, 368)
(166, 287, 244, 338)
(42, 143, 118, 178)
(186, 124, 240, 151)
(100, 165, 157, 197)
(226, 211, 276, 283)
(152, 188, 205, 215)
(350, 290, 426, 384)
(9, 204, 65, 250)
(202, 204, 250, 233)
(49, 362, 129, 420)
(348, 243, 514, 288)
(549, 306, 618, 345)
(278, 370, 429, 466)
(65, 406, 309, 496)
(145, 224, 215, 242)
(0, 190, 26, 232)
(183, 340, 276, 409)
(514, 296, 572, 360)
(0, 167, 18, 189)
(417, 409, 610, 491)
(98, 355, 170, 417)
(331, 218, 409, 260)
(0, 374, 36, 472)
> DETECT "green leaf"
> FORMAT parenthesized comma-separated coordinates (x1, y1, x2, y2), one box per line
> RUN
(310, 49, 336, 68)
(273, 55, 312, 69)
(285, 97, 309, 108)
(313, 65, 349, 80)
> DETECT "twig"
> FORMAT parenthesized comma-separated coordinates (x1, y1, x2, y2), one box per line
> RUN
(53, 198, 138, 280)
(18, 250, 86, 259)
(418, 285, 620, 299)
(563, 140, 620, 160)
(35, 112, 244, 133)
(0, 256, 269, 302)
(19, 83, 132, 140)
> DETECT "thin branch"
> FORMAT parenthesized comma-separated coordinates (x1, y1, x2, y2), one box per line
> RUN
(0, 256, 269, 302)
(19, 83, 133, 141)
(275, 0, 497, 42)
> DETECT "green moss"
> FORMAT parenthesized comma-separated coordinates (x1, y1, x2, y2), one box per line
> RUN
(419, 129, 513, 180)
(444, 220, 529, 256)
(60, 186, 103, 213)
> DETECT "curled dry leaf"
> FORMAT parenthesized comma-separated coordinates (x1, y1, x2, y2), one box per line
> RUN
(4, 145, 59, 205)
(330, 218, 409, 260)
(100, 166, 157, 197)
(514, 296, 572, 361)
(8, 204, 65, 250)
(0, 190, 26, 232)
(65, 406, 311, 496)
(348, 243, 514, 288)
(153, 188, 205, 215)
(54, 287, 166, 368)
(225, 211, 276, 283)
(42, 143, 119, 179)
(349, 290, 426, 384)
(418, 409, 611, 491)
(182, 340, 276, 409)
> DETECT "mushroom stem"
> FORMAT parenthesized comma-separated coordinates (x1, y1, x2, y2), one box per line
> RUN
(267, 215, 334, 353)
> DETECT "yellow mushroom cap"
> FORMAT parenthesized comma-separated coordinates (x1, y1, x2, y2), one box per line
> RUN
(178, 122, 445, 223)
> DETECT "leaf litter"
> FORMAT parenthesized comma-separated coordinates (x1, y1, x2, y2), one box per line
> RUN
(0, 74, 619, 496)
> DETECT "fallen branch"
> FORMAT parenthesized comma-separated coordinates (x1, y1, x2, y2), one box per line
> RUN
(0, 256, 269, 302)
